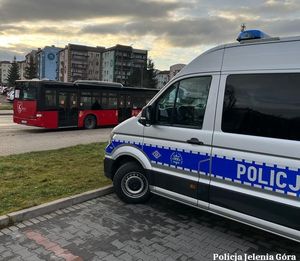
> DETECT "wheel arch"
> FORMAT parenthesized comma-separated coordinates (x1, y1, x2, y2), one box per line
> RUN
(110, 146, 151, 180)
(84, 113, 98, 128)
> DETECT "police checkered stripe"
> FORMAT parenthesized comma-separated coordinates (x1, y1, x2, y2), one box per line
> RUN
(212, 175, 296, 198)
(212, 173, 290, 196)
(108, 140, 299, 198)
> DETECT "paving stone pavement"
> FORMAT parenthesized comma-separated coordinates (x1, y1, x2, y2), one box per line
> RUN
(0, 194, 299, 261)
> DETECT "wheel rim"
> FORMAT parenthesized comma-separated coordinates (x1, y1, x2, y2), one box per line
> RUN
(85, 117, 95, 128)
(121, 172, 148, 199)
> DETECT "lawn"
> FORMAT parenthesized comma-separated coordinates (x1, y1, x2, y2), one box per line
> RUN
(0, 143, 112, 216)
(0, 103, 13, 110)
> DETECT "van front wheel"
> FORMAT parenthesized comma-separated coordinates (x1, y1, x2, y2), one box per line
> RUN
(113, 162, 150, 203)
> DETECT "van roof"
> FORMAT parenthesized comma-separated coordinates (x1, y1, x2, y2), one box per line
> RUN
(175, 35, 300, 80)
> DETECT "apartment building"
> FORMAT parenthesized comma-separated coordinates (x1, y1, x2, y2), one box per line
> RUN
(36, 46, 62, 80)
(0, 61, 11, 85)
(17, 60, 26, 80)
(169, 63, 186, 79)
(58, 44, 105, 82)
(102, 45, 147, 85)
(25, 50, 38, 68)
(155, 70, 170, 89)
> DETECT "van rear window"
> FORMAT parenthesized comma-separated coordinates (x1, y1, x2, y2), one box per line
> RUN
(222, 73, 300, 141)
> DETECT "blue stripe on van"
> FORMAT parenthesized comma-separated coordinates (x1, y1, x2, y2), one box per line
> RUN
(105, 140, 300, 198)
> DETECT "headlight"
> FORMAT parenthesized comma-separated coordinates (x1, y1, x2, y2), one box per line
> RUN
(108, 131, 115, 144)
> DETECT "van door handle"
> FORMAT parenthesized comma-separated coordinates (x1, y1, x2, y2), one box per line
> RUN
(186, 138, 204, 145)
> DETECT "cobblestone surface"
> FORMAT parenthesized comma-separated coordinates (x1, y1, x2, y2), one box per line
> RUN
(0, 194, 299, 260)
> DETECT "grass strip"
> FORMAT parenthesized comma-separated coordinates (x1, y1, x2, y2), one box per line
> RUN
(0, 143, 111, 215)
(0, 104, 13, 110)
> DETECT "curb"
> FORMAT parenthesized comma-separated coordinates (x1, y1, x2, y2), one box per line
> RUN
(0, 185, 113, 229)
(0, 112, 13, 116)
(0, 110, 13, 116)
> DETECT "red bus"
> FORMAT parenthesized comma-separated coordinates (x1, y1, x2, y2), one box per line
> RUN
(13, 80, 158, 129)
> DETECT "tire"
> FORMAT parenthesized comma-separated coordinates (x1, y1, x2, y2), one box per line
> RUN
(113, 162, 151, 204)
(84, 115, 96, 129)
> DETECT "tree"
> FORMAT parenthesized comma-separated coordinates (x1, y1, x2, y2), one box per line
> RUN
(6, 57, 20, 87)
(144, 59, 157, 89)
(127, 67, 142, 87)
(127, 59, 158, 88)
(24, 55, 37, 79)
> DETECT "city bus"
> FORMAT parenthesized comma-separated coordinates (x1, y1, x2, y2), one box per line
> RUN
(13, 80, 158, 129)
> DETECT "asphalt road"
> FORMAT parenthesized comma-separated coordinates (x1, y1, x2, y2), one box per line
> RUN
(1, 194, 299, 261)
(0, 115, 112, 156)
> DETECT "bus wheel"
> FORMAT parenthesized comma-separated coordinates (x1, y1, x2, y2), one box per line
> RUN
(84, 115, 96, 129)
(113, 162, 151, 204)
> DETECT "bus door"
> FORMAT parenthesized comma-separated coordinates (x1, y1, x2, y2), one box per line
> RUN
(118, 94, 132, 122)
(58, 91, 78, 127)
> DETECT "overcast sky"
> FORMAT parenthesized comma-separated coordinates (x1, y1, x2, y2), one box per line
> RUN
(0, 0, 299, 69)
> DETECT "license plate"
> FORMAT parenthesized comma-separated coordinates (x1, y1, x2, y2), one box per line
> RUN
(21, 120, 27, 124)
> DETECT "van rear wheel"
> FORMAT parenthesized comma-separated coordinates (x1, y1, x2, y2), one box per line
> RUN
(113, 162, 150, 203)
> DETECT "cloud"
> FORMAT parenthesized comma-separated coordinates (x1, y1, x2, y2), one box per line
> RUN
(0, 24, 79, 36)
(81, 17, 240, 47)
(0, 44, 33, 61)
(0, 0, 183, 22)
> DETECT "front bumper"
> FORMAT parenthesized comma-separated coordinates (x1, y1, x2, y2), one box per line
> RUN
(104, 157, 115, 180)
(14, 116, 43, 127)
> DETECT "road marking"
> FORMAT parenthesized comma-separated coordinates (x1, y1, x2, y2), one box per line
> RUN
(24, 229, 83, 261)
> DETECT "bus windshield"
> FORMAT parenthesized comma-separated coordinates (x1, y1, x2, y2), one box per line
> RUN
(15, 82, 37, 100)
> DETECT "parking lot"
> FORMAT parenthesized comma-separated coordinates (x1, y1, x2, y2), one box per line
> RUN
(1, 194, 299, 261)
(0, 95, 299, 261)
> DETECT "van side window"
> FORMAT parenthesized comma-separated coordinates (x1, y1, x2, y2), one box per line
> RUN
(156, 84, 178, 124)
(156, 76, 212, 128)
(222, 73, 300, 141)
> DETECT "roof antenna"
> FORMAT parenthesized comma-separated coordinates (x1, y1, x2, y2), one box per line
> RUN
(241, 23, 246, 32)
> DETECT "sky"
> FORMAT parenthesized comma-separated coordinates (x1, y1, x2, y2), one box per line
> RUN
(0, 0, 300, 70)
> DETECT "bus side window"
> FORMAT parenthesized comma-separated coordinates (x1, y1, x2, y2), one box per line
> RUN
(108, 92, 118, 109)
(132, 96, 144, 109)
(92, 91, 101, 110)
(101, 92, 108, 109)
(45, 90, 57, 108)
(80, 91, 92, 110)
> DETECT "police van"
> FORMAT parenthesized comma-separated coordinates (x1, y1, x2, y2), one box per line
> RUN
(104, 30, 300, 242)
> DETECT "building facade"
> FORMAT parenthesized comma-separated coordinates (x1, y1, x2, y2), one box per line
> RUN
(102, 45, 147, 85)
(155, 70, 170, 89)
(24, 50, 38, 79)
(0, 61, 11, 85)
(58, 44, 105, 82)
(17, 61, 26, 80)
(169, 64, 186, 79)
(36, 46, 62, 80)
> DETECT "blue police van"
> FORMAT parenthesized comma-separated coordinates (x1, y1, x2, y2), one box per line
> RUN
(104, 30, 300, 242)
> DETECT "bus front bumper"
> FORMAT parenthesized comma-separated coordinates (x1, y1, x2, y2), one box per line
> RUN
(14, 116, 44, 127)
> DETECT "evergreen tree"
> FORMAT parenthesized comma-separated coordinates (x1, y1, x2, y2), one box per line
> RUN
(6, 57, 20, 87)
(24, 55, 37, 79)
(127, 67, 143, 87)
(128, 59, 158, 88)
(143, 59, 157, 89)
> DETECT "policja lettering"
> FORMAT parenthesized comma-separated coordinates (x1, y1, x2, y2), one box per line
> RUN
(237, 164, 300, 192)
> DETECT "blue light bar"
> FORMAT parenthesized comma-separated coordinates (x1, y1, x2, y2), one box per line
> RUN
(237, 30, 270, 42)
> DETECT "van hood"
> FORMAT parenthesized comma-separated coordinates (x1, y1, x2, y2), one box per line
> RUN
(113, 116, 144, 137)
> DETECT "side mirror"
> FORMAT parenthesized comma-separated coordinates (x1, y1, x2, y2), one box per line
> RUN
(139, 106, 154, 126)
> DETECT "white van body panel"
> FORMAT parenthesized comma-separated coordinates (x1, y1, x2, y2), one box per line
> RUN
(175, 48, 224, 78)
(105, 35, 300, 242)
(223, 39, 300, 72)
